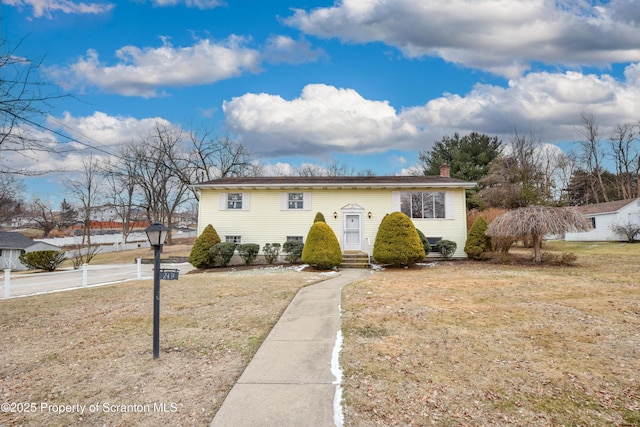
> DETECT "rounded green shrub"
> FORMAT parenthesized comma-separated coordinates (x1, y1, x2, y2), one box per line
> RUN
(464, 216, 491, 259)
(373, 212, 425, 266)
(262, 243, 281, 264)
(283, 241, 304, 263)
(301, 222, 342, 269)
(313, 212, 326, 223)
(19, 250, 66, 271)
(416, 228, 431, 256)
(188, 224, 221, 269)
(436, 239, 457, 259)
(238, 243, 259, 265)
(209, 242, 236, 267)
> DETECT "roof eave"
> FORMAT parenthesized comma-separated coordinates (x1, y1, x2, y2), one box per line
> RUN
(192, 181, 477, 190)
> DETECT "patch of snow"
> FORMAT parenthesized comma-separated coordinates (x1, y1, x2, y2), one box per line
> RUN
(416, 262, 439, 268)
(331, 329, 344, 427)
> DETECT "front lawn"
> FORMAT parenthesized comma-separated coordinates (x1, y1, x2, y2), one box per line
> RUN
(342, 241, 640, 426)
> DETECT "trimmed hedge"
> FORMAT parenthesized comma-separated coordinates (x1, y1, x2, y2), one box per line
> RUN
(301, 222, 342, 270)
(283, 241, 304, 263)
(263, 243, 281, 264)
(373, 212, 425, 266)
(313, 212, 326, 223)
(464, 216, 491, 259)
(436, 240, 457, 259)
(189, 224, 221, 269)
(19, 250, 66, 271)
(238, 243, 259, 265)
(209, 242, 236, 267)
(416, 228, 432, 256)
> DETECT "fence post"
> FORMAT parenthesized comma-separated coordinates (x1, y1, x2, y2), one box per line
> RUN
(4, 269, 10, 299)
(82, 263, 88, 288)
(137, 258, 142, 280)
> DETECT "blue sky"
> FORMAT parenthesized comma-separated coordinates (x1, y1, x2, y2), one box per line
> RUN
(4, 0, 640, 204)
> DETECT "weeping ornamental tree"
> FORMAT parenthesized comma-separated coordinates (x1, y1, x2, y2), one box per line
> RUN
(486, 206, 592, 262)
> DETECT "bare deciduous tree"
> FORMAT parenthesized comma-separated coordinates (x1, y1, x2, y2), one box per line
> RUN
(575, 111, 609, 203)
(609, 122, 640, 200)
(1, 38, 67, 174)
(66, 155, 103, 247)
(26, 198, 56, 237)
(486, 206, 592, 262)
(102, 144, 141, 243)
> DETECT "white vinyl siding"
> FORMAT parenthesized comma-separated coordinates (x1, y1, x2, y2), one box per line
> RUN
(199, 187, 469, 258)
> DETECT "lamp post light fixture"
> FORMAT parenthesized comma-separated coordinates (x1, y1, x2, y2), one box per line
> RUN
(144, 222, 170, 359)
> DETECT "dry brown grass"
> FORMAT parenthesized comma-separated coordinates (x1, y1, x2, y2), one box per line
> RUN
(342, 241, 640, 426)
(0, 267, 324, 426)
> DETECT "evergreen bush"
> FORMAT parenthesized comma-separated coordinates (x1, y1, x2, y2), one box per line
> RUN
(314, 212, 326, 223)
(301, 222, 342, 270)
(416, 228, 431, 256)
(262, 243, 281, 264)
(464, 216, 491, 259)
(19, 250, 66, 271)
(188, 224, 221, 269)
(209, 242, 236, 267)
(373, 212, 425, 266)
(436, 240, 457, 259)
(283, 241, 304, 263)
(238, 243, 259, 265)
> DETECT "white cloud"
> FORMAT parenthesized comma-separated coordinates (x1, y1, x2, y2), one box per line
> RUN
(146, 0, 224, 9)
(222, 83, 424, 156)
(401, 65, 640, 142)
(286, 0, 640, 77)
(263, 35, 325, 64)
(223, 66, 640, 158)
(47, 34, 323, 97)
(47, 36, 262, 97)
(5, 112, 173, 176)
(49, 111, 170, 147)
(5, 0, 114, 18)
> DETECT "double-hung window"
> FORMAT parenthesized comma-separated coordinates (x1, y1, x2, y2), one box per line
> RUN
(219, 193, 250, 211)
(288, 193, 304, 209)
(227, 193, 243, 210)
(280, 192, 311, 210)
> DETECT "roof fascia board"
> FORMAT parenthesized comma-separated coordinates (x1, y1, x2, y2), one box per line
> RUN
(192, 181, 476, 190)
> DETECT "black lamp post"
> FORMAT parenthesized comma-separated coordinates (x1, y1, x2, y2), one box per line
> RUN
(144, 222, 169, 359)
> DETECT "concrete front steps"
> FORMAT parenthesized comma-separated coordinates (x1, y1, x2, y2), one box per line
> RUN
(340, 251, 370, 269)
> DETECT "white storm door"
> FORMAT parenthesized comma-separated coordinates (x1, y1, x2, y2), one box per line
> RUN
(343, 213, 362, 251)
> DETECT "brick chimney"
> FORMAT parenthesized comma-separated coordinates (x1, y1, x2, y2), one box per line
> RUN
(440, 163, 451, 178)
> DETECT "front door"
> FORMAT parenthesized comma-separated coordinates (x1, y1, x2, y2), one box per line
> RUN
(343, 212, 362, 251)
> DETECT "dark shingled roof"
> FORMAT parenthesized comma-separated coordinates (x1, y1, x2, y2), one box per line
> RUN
(0, 231, 35, 249)
(574, 199, 639, 215)
(193, 175, 476, 189)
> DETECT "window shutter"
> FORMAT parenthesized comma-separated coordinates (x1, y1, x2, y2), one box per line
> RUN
(391, 191, 401, 211)
(445, 191, 454, 219)
(242, 193, 250, 210)
(303, 192, 312, 210)
(280, 193, 288, 210)
(219, 193, 227, 210)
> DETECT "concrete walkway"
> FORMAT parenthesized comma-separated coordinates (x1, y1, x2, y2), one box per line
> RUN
(211, 268, 372, 427)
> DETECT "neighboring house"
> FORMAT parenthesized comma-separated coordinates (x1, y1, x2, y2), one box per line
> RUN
(192, 167, 475, 261)
(0, 231, 63, 271)
(565, 198, 640, 241)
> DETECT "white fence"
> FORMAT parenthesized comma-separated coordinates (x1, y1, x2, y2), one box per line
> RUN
(2, 259, 154, 299)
